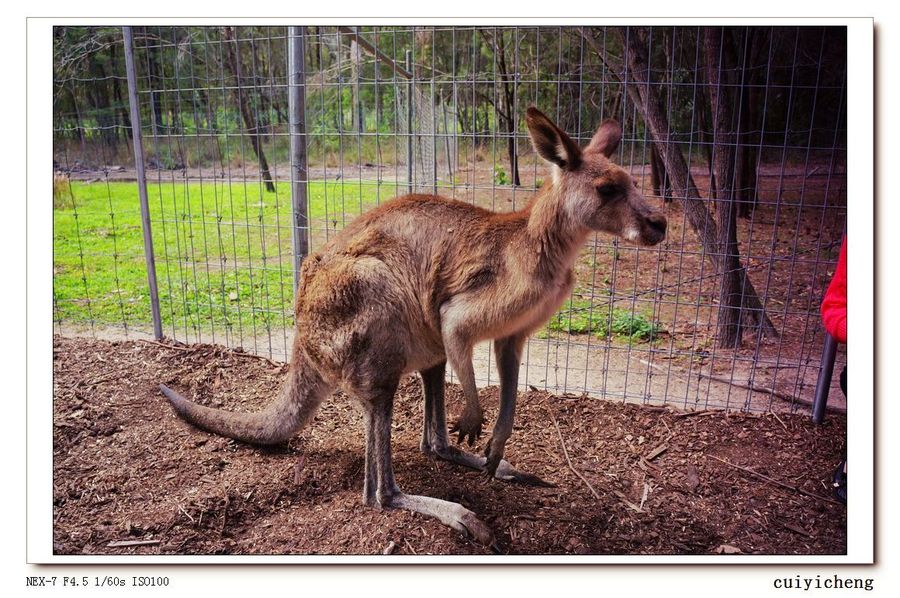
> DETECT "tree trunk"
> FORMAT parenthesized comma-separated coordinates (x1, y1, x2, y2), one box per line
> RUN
(736, 86, 760, 219)
(650, 144, 671, 201)
(491, 30, 521, 186)
(580, 26, 777, 348)
(736, 28, 766, 218)
(693, 75, 717, 198)
(67, 84, 87, 153)
(350, 39, 364, 134)
(109, 43, 131, 142)
(223, 26, 276, 192)
(650, 29, 672, 202)
(704, 27, 778, 347)
(86, 53, 116, 149)
(147, 40, 163, 137)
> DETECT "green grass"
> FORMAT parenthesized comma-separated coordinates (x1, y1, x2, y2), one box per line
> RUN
(54, 179, 391, 333)
(56, 180, 665, 343)
(543, 298, 662, 343)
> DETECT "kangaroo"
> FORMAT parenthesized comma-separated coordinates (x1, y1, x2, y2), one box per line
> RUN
(159, 107, 667, 545)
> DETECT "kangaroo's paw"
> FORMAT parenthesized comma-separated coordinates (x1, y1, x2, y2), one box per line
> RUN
(449, 407, 484, 446)
(430, 443, 555, 487)
(385, 492, 494, 546)
(492, 459, 556, 487)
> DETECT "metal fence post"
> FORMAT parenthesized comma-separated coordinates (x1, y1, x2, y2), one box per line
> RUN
(288, 26, 310, 292)
(812, 333, 839, 424)
(406, 50, 414, 194)
(122, 26, 163, 340)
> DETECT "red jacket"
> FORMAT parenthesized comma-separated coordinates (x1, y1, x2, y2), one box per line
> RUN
(821, 237, 847, 343)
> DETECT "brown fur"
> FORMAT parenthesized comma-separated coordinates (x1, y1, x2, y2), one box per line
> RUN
(159, 107, 666, 545)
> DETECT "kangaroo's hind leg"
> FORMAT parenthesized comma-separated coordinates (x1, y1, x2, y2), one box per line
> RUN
(418, 359, 552, 486)
(359, 380, 494, 545)
(419, 361, 447, 455)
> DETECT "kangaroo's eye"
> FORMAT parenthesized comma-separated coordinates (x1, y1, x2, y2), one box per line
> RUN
(596, 184, 619, 200)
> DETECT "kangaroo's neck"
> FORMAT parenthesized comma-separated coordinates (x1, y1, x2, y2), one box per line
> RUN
(520, 182, 589, 277)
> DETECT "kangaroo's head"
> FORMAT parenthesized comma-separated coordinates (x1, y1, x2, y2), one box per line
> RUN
(525, 107, 667, 246)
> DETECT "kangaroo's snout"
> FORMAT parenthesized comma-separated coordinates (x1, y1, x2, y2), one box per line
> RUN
(648, 212, 667, 237)
(641, 211, 667, 246)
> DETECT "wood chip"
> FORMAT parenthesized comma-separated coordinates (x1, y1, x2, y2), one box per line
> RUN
(106, 539, 160, 548)
(612, 490, 643, 513)
(776, 519, 812, 537)
(293, 455, 307, 485)
(646, 444, 668, 460)
(637, 457, 659, 473)
(674, 409, 715, 419)
(638, 482, 651, 511)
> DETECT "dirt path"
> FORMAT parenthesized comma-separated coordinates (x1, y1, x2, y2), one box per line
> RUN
(55, 322, 848, 415)
(53, 336, 846, 556)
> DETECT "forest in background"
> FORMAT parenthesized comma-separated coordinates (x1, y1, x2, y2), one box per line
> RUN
(52, 26, 847, 350)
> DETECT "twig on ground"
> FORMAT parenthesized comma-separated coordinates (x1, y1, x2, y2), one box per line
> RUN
(612, 490, 644, 513)
(775, 518, 812, 537)
(138, 338, 285, 368)
(544, 404, 600, 501)
(661, 419, 672, 434)
(293, 455, 307, 485)
(220, 486, 230, 534)
(175, 501, 195, 524)
(646, 444, 668, 460)
(232, 351, 284, 368)
(707, 454, 842, 505)
(83, 373, 123, 387)
(638, 358, 844, 413)
(673, 410, 715, 419)
(138, 339, 194, 352)
(106, 539, 161, 548)
(771, 411, 789, 430)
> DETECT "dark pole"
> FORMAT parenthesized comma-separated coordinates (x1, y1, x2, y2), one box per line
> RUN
(812, 334, 839, 424)
(288, 26, 310, 292)
(123, 26, 163, 340)
(406, 50, 414, 194)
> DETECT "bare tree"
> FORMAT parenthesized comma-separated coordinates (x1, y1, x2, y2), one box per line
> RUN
(580, 26, 777, 348)
(222, 26, 276, 192)
(482, 29, 521, 186)
(703, 27, 777, 347)
(734, 28, 767, 218)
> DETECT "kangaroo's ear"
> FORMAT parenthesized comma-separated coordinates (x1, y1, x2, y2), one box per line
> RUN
(526, 107, 582, 170)
(585, 118, 622, 158)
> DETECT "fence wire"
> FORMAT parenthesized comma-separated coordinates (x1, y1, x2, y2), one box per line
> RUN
(52, 25, 848, 413)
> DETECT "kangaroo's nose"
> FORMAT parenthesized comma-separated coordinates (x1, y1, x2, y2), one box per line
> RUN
(647, 213, 667, 236)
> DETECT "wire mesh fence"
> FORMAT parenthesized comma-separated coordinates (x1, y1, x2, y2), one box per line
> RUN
(52, 25, 848, 413)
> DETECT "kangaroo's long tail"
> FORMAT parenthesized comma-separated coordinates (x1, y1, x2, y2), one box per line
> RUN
(159, 358, 329, 445)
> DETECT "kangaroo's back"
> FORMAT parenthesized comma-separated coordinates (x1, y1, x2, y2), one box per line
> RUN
(293, 193, 529, 381)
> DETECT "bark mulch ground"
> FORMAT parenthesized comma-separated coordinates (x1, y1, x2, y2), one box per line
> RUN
(52, 336, 847, 556)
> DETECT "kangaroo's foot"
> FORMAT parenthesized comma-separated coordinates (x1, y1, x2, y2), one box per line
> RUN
(426, 442, 554, 487)
(483, 438, 505, 479)
(449, 406, 484, 446)
(382, 491, 494, 545)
